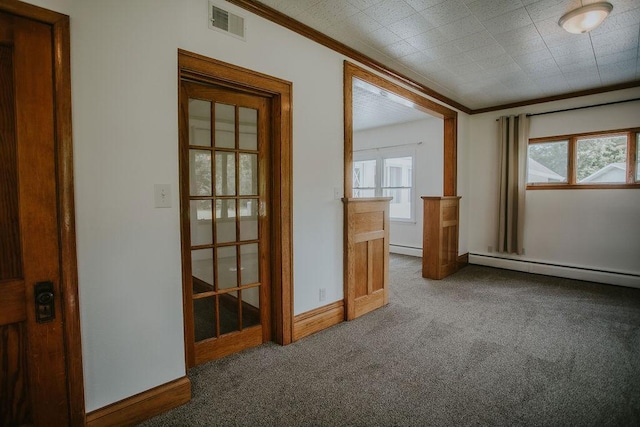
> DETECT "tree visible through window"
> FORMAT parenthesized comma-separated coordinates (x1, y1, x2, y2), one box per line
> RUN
(528, 141, 568, 183)
(527, 128, 639, 188)
(576, 135, 626, 183)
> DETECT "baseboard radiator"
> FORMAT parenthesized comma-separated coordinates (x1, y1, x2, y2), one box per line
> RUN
(469, 253, 640, 289)
(389, 244, 422, 257)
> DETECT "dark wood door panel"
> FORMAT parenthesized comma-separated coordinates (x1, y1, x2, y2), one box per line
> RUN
(0, 9, 71, 426)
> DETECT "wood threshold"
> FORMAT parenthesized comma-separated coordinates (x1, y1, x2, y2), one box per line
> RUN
(293, 300, 344, 341)
(86, 377, 191, 427)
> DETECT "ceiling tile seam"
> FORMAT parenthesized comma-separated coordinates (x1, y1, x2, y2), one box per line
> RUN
(525, 2, 568, 92)
(588, 31, 604, 86)
(465, 5, 524, 97)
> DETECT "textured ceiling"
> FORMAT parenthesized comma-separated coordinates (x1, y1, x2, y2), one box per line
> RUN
(353, 78, 434, 130)
(256, 0, 640, 110)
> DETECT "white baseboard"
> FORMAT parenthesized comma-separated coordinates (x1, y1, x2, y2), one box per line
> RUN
(469, 253, 640, 289)
(390, 245, 422, 258)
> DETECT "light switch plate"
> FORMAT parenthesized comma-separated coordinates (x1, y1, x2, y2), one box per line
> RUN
(154, 184, 171, 208)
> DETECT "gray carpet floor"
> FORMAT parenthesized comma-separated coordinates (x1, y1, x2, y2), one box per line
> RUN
(142, 254, 640, 426)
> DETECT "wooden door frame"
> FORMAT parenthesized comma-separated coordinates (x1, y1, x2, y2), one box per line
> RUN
(343, 61, 458, 319)
(0, 1, 85, 425)
(344, 61, 458, 198)
(178, 50, 294, 368)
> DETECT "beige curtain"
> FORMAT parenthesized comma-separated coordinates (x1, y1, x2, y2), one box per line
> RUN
(497, 114, 529, 254)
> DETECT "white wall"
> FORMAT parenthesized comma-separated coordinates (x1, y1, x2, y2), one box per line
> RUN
(468, 88, 640, 285)
(22, 0, 472, 412)
(353, 118, 444, 253)
(22, 0, 344, 411)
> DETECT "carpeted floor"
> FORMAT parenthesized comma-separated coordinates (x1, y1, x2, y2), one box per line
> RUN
(141, 254, 640, 426)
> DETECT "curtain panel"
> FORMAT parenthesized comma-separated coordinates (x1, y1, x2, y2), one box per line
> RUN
(497, 114, 529, 254)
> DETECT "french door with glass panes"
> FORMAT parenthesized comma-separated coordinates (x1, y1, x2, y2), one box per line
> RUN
(180, 81, 271, 367)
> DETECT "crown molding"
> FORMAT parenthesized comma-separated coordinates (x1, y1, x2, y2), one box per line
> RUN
(470, 80, 640, 114)
(226, 0, 640, 116)
(225, 0, 472, 114)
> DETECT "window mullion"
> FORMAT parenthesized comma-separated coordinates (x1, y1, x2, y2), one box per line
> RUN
(627, 131, 636, 183)
(376, 155, 383, 197)
(568, 137, 576, 185)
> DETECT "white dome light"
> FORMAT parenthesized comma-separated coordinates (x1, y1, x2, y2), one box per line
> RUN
(558, 2, 613, 34)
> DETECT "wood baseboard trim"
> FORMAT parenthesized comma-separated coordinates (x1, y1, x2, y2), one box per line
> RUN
(458, 253, 469, 268)
(86, 376, 191, 427)
(293, 300, 344, 341)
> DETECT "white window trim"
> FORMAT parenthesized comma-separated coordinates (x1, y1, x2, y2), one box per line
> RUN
(353, 147, 416, 223)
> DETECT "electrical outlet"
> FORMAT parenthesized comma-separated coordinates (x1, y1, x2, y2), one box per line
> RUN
(319, 288, 326, 302)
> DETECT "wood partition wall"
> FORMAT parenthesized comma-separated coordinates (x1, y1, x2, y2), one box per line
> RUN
(343, 197, 392, 320)
(422, 196, 461, 279)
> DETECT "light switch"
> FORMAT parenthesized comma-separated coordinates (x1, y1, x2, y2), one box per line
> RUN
(334, 187, 342, 200)
(154, 184, 171, 208)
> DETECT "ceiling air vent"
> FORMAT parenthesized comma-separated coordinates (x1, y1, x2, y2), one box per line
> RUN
(208, 1, 246, 41)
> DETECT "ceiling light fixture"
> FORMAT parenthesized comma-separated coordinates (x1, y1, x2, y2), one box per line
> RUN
(558, 2, 613, 34)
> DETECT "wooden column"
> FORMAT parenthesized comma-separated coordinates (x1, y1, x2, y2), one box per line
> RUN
(422, 196, 461, 280)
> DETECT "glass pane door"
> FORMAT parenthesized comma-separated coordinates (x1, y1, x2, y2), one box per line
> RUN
(182, 82, 269, 365)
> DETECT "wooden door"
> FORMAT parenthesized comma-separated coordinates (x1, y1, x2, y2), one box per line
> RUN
(0, 10, 71, 426)
(180, 81, 272, 367)
(343, 197, 391, 320)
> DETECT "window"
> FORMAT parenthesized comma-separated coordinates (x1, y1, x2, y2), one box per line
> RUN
(353, 152, 415, 221)
(353, 159, 376, 197)
(383, 157, 413, 220)
(527, 128, 640, 189)
(528, 140, 568, 183)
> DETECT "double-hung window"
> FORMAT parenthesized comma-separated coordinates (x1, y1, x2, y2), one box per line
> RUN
(353, 150, 415, 221)
(527, 128, 640, 189)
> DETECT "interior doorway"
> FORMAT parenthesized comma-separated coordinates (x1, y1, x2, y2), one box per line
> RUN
(181, 81, 272, 365)
(351, 77, 444, 258)
(343, 62, 458, 320)
(178, 51, 294, 368)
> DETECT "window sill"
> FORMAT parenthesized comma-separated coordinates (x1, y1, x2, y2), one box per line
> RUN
(527, 183, 640, 190)
(390, 219, 417, 224)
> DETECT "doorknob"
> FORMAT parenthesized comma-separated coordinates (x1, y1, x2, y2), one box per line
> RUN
(34, 281, 55, 323)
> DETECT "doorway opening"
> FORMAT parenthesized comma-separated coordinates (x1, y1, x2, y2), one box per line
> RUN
(178, 51, 293, 368)
(343, 62, 458, 319)
(351, 77, 444, 258)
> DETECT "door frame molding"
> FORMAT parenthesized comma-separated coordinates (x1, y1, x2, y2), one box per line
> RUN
(343, 61, 458, 320)
(0, 1, 85, 425)
(178, 50, 294, 368)
(344, 61, 458, 199)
